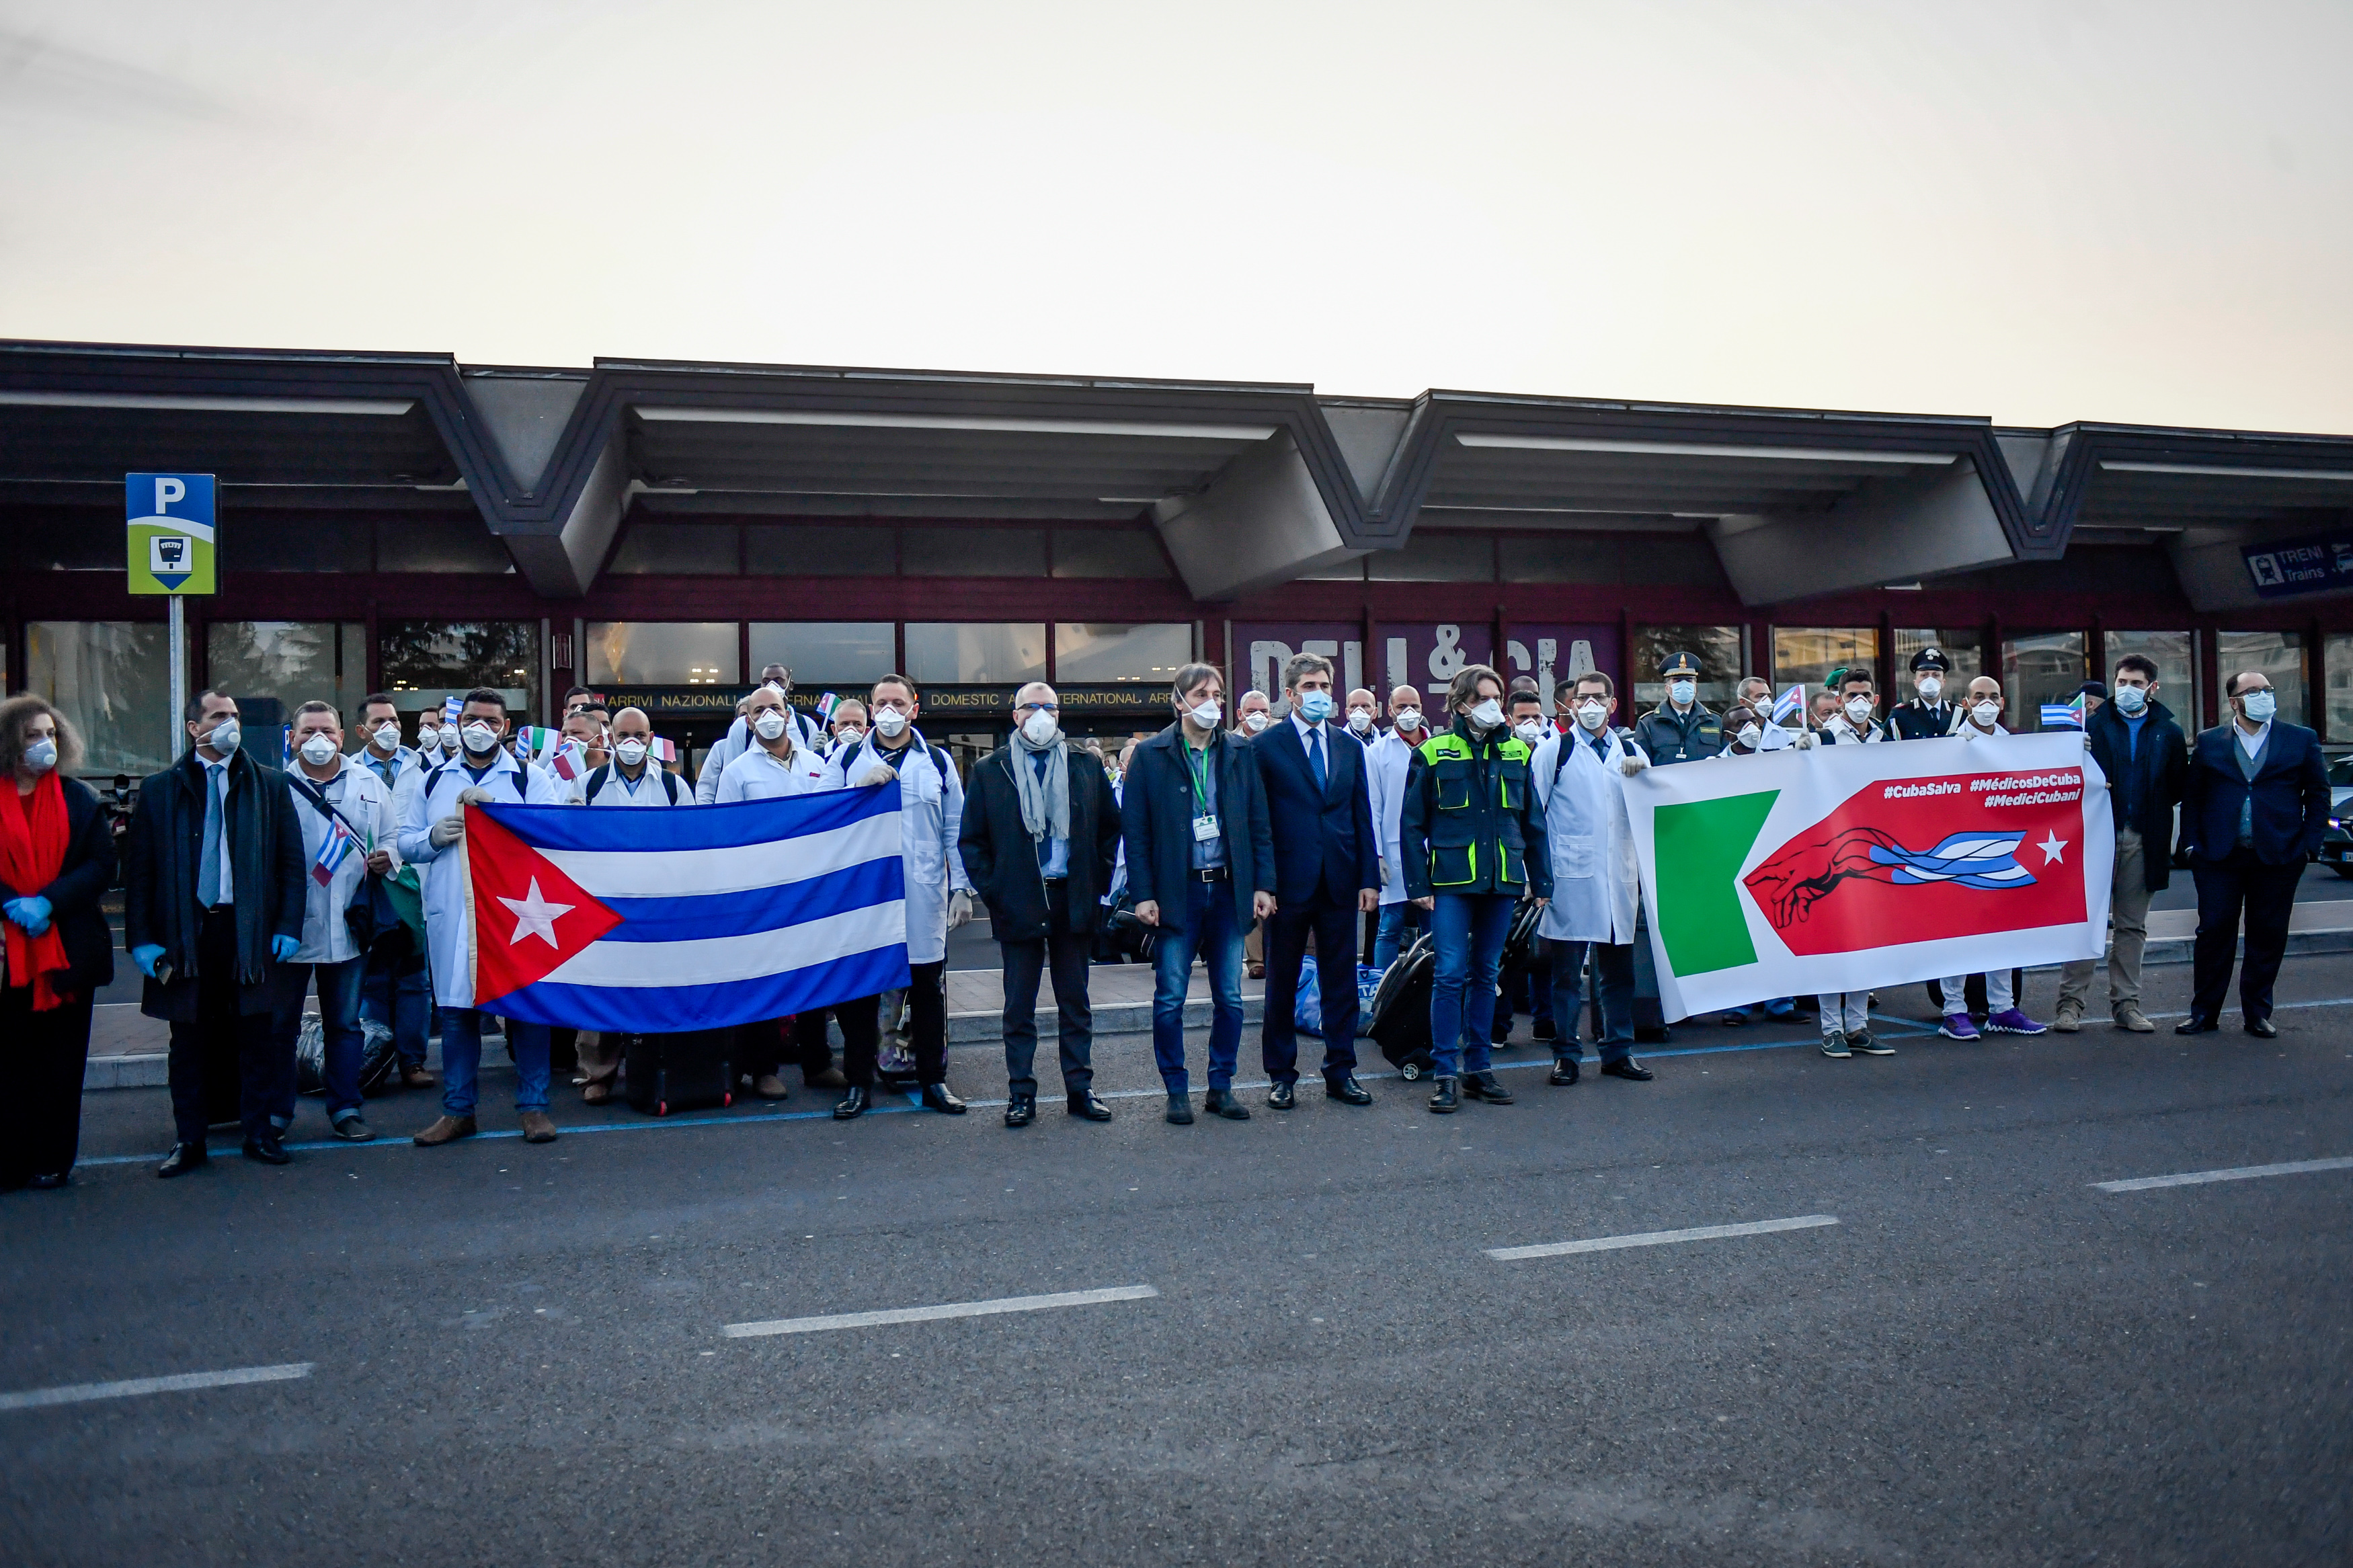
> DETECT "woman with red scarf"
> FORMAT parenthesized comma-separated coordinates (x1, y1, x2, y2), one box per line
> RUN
(0, 696, 115, 1190)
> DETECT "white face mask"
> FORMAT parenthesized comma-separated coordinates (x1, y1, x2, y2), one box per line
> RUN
(205, 717, 241, 755)
(835, 727, 866, 747)
(1468, 698, 1505, 732)
(415, 727, 438, 751)
(613, 737, 649, 767)
(1971, 700, 2001, 727)
(436, 727, 462, 753)
(2241, 689, 2277, 723)
(1187, 698, 1222, 729)
(1513, 718, 1546, 743)
(461, 721, 500, 756)
(873, 708, 910, 738)
(1347, 707, 1373, 733)
(1242, 712, 1269, 733)
(1843, 696, 1874, 723)
(1737, 723, 1763, 750)
(298, 733, 338, 767)
(1394, 708, 1423, 732)
(368, 721, 401, 752)
(1576, 701, 1609, 731)
(1668, 679, 1696, 706)
(24, 736, 58, 773)
(753, 710, 790, 742)
(1917, 676, 1943, 701)
(1021, 710, 1059, 746)
(2113, 684, 2149, 714)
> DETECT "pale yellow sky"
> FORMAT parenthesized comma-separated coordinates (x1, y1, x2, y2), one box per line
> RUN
(2, 0, 2346, 432)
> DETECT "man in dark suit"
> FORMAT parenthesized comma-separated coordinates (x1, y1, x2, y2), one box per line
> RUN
(1251, 653, 1382, 1108)
(1121, 662, 1277, 1124)
(959, 682, 1124, 1128)
(2177, 669, 2330, 1036)
(124, 690, 307, 1176)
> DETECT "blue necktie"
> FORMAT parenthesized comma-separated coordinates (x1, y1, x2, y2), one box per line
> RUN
(1308, 729, 1327, 794)
(197, 765, 223, 908)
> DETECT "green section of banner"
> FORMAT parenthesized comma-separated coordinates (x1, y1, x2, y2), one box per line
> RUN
(1653, 790, 1780, 977)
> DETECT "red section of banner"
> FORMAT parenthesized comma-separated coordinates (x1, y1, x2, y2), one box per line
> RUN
(465, 805, 621, 1004)
(1742, 768, 2088, 956)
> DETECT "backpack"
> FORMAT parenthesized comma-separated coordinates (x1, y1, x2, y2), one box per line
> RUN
(583, 762, 681, 804)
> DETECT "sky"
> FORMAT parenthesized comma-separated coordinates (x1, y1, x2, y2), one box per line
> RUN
(1, 0, 2347, 432)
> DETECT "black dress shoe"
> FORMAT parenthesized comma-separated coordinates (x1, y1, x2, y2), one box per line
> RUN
(1600, 1059, 1654, 1082)
(1067, 1091, 1113, 1122)
(242, 1135, 292, 1166)
(156, 1143, 209, 1179)
(1324, 1075, 1373, 1105)
(1428, 1075, 1460, 1114)
(1004, 1095, 1036, 1128)
(2246, 1016, 2279, 1038)
(2174, 1016, 2220, 1036)
(25, 1171, 68, 1190)
(920, 1083, 967, 1115)
(1550, 1055, 1581, 1086)
(832, 1086, 871, 1120)
(1202, 1087, 1251, 1120)
(1165, 1092, 1195, 1125)
(1267, 1081, 1296, 1110)
(1462, 1070, 1514, 1104)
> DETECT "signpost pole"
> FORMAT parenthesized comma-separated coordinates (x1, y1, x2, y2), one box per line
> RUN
(168, 596, 188, 760)
(126, 471, 215, 764)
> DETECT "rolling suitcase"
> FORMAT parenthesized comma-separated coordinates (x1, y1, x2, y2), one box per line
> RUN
(1366, 934, 1439, 1079)
(623, 1030, 737, 1116)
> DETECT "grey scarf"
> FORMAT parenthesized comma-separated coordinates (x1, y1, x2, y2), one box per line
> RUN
(1010, 728, 1070, 848)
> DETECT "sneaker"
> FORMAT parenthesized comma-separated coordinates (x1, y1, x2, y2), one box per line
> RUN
(2052, 1001, 2083, 1034)
(1819, 1030, 1851, 1059)
(2112, 1005, 2155, 1033)
(1849, 1030, 1895, 1056)
(1938, 1014, 1981, 1040)
(1985, 1007, 2048, 1036)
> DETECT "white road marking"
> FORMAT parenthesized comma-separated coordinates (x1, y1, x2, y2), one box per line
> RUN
(2092, 1155, 2353, 1193)
(1487, 1214, 1841, 1261)
(723, 1284, 1159, 1338)
(0, 1362, 313, 1413)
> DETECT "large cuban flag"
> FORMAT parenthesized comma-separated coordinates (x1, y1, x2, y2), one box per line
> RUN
(461, 788, 910, 1031)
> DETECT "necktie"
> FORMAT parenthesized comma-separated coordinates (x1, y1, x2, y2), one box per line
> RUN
(1308, 729, 1327, 794)
(197, 764, 223, 908)
(1593, 734, 1609, 762)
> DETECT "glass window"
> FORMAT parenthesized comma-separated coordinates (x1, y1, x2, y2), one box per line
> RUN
(1630, 625, 1741, 708)
(1367, 533, 1494, 582)
(2001, 632, 2089, 730)
(2104, 630, 2200, 727)
(2325, 634, 2353, 742)
(2217, 630, 2307, 727)
(745, 526, 895, 577)
(586, 622, 739, 686)
(904, 624, 1047, 685)
(375, 518, 513, 574)
(1053, 624, 1193, 685)
(902, 528, 1047, 577)
(206, 622, 368, 736)
(26, 622, 172, 778)
(218, 517, 372, 573)
(1051, 529, 1172, 579)
(606, 524, 739, 575)
(1773, 627, 1879, 694)
(748, 623, 898, 686)
(1894, 626, 1983, 682)
(378, 620, 540, 723)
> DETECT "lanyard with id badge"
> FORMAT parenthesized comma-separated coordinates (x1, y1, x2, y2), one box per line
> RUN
(1183, 741, 1221, 844)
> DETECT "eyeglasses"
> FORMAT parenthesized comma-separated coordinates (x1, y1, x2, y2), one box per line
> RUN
(1016, 702, 1060, 715)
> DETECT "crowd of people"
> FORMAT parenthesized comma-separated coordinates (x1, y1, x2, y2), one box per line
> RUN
(0, 632, 2327, 1188)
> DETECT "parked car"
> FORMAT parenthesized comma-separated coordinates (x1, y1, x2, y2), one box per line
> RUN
(2317, 756, 2353, 877)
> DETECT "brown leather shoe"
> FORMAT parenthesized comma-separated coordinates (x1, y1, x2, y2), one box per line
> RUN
(582, 1081, 612, 1105)
(754, 1073, 791, 1100)
(804, 1067, 847, 1090)
(400, 1065, 438, 1090)
(413, 1114, 476, 1147)
(520, 1110, 559, 1144)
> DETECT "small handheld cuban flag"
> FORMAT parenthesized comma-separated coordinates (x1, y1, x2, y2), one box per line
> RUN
(815, 692, 839, 727)
(440, 694, 465, 727)
(2040, 697, 2084, 730)
(311, 813, 362, 886)
(1771, 684, 1806, 726)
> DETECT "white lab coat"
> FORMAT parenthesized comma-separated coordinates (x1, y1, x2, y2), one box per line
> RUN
(397, 749, 563, 1008)
(571, 761, 684, 807)
(1368, 728, 1423, 905)
(698, 708, 823, 803)
(820, 729, 968, 966)
(1530, 727, 1646, 946)
(287, 757, 397, 965)
(717, 742, 830, 801)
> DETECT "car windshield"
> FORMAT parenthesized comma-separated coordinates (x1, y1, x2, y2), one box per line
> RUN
(2331, 756, 2353, 788)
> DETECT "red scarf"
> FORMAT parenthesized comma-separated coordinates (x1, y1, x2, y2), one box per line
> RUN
(0, 772, 73, 1009)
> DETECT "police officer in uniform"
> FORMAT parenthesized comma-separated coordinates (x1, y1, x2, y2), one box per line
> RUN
(1890, 647, 1960, 739)
(1632, 651, 1724, 765)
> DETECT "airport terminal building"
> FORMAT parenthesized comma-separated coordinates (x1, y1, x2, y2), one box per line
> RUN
(6, 337, 2352, 779)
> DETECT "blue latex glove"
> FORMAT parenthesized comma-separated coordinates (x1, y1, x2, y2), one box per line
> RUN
(3, 895, 50, 936)
(270, 934, 302, 963)
(131, 942, 166, 979)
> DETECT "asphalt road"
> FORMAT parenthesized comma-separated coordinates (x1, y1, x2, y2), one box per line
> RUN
(5, 955, 2351, 1566)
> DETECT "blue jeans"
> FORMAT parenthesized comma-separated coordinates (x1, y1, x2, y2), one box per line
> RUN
(1547, 938, 1635, 1064)
(440, 1009, 551, 1117)
(1151, 877, 1245, 1094)
(274, 955, 370, 1122)
(1429, 893, 1515, 1078)
(1371, 901, 1424, 972)
(360, 936, 430, 1067)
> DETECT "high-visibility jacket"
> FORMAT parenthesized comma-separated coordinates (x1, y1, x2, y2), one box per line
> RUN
(1400, 720, 1552, 900)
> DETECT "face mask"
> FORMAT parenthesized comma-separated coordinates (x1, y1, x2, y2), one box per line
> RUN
(2112, 684, 2149, 715)
(1917, 676, 1942, 701)
(298, 733, 338, 767)
(613, 738, 649, 767)
(1021, 710, 1059, 746)
(2242, 690, 2277, 723)
(1347, 707, 1373, 733)
(1737, 723, 1763, 750)
(206, 718, 241, 755)
(24, 736, 58, 773)
(1468, 698, 1505, 732)
(461, 722, 500, 756)
(1513, 718, 1546, 743)
(764, 679, 787, 692)
(415, 726, 438, 751)
(1576, 702, 1609, 731)
(436, 727, 461, 754)
(873, 708, 910, 738)
(1668, 679, 1696, 706)
(1394, 708, 1423, 732)
(1971, 700, 2001, 728)
(1843, 696, 1874, 723)
(1295, 690, 1336, 723)
(1184, 698, 1221, 729)
(753, 710, 789, 742)
(1243, 712, 1269, 733)
(836, 727, 865, 747)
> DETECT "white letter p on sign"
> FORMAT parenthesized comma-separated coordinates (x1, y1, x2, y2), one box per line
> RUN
(154, 477, 186, 513)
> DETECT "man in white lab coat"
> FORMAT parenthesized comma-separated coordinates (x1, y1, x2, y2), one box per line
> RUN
(696, 664, 822, 804)
(1367, 685, 1430, 971)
